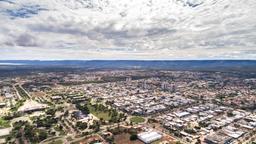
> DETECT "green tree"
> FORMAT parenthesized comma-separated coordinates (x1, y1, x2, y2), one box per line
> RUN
(76, 104, 90, 114)
(130, 134, 138, 141)
(227, 111, 234, 117)
(76, 121, 88, 130)
(38, 129, 48, 141)
(46, 108, 56, 116)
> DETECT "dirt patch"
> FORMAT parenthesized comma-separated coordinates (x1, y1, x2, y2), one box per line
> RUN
(114, 133, 143, 144)
(72, 135, 107, 144)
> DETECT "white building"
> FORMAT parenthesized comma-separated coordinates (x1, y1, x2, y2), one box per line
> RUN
(138, 131, 162, 144)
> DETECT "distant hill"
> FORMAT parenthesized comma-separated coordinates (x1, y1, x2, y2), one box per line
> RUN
(0, 60, 256, 72)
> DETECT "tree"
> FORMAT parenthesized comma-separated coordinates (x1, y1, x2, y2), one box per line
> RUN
(119, 113, 125, 121)
(24, 124, 48, 143)
(106, 135, 114, 143)
(199, 121, 209, 128)
(76, 104, 90, 114)
(64, 111, 69, 117)
(184, 128, 196, 134)
(76, 121, 88, 130)
(24, 124, 33, 138)
(90, 120, 100, 132)
(46, 108, 56, 116)
(227, 111, 234, 117)
(195, 138, 201, 144)
(174, 131, 181, 137)
(130, 134, 138, 141)
(38, 130, 48, 141)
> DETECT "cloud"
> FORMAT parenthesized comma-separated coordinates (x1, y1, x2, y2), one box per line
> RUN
(14, 33, 40, 47)
(4, 5, 47, 18)
(0, 0, 256, 60)
(0, 0, 15, 4)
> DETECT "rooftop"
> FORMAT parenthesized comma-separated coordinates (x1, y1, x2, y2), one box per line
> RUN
(138, 131, 162, 144)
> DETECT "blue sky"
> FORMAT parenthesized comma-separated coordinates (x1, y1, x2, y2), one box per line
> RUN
(0, 0, 256, 60)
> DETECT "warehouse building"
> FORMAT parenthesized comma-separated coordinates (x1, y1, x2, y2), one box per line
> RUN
(138, 131, 162, 144)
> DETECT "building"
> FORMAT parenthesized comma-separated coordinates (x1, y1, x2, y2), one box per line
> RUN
(5, 93, 13, 99)
(51, 96, 62, 100)
(138, 131, 162, 144)
(72, 110, 88, 121)
(0, 128, 11, 144)
(205, 131, 233, 144)
(0, 102, 6, 108)
(174, 111, 190, 118)
(17, 100, 48, 113)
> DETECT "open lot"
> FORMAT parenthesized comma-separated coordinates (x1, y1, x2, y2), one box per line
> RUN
(114, 133, 144, 144)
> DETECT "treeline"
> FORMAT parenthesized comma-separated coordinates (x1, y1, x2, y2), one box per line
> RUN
(5, 121, 48, 143)
(15, 85, 30, 99)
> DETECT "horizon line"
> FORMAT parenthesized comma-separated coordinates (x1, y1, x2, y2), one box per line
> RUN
(0, 59, 256, 61)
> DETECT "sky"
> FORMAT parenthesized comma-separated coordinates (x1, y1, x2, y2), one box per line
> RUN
(0, 0, 256, 60)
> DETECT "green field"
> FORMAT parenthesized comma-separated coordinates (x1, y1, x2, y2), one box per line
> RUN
(87, 104, 111, 121)
(0, 118, 10, 128)
(130, 116, 145, 124)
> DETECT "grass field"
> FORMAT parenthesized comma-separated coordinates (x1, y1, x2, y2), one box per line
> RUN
(130, 116, 145, 124)
(87, 104, 111, 121)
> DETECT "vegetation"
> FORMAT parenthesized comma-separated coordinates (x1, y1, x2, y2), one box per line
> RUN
(86, 103, 111, 121)
(54, 124, 65, 135)
(89, 120, 100, 132)
(76, 121, 88, 130)
(76, 103, 90, 114)
(10, 99, 25, 112)
(199, 121, 210, 128)
(129, 134, 138, 141)
(0, 118, 10, 128)
(59, 80, 104, 86)
(130, 116, 145, 124)
(24, 124, 48, 143)
(6, 121, 48, 143)
(107, 127, 140, 144)
(102, 76, 127, 82)
(48, 139, 63, 144)
(148, 118, 158, 123)
(30, 107, 58, 128)
(227, 111, 235, 117)
(86, 102, 125, 123)
(184, 128, 197, 134)
(15, 85, 30, 99)
(46, 107, 57, 116)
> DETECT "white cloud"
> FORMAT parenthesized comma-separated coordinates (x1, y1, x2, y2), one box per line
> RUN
(0, 0, 255, 60)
